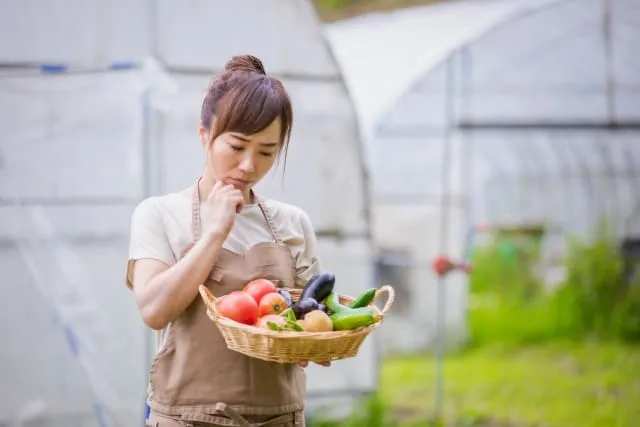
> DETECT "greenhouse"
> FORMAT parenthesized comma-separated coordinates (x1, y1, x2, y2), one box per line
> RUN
(325, 0, 640, 353)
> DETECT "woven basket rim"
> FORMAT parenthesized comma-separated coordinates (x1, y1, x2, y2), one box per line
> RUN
(199, 284, 394, 338)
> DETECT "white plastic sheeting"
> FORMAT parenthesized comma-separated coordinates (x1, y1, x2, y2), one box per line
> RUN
(325, 0, 562, 141)
(325, 0, 640, 351)
(0, 0, 150, 67)
(0, 1, 377, 426)
(0, 70, 150, 426)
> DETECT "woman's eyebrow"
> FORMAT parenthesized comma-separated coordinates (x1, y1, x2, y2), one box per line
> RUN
(229, 133, 250, 142)
(229, 133, 278, 147)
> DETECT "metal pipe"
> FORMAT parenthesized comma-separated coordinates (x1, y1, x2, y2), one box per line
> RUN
(433, 50, 457, 421)
(602, 0, 615, 124)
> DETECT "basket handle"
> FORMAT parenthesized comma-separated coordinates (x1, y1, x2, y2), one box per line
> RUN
(374, 285, 395, 318)
(198, 285, 220, 319)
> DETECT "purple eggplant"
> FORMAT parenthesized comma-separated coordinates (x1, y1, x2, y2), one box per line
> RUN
(278, 289, 293, 307)
(300, 271, 336, 303)
(292, 297, 319, 319)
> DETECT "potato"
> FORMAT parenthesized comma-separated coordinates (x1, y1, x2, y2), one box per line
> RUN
(300, 310, 333, 332)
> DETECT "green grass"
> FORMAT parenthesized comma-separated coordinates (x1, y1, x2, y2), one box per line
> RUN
(380, 341, 640, 426)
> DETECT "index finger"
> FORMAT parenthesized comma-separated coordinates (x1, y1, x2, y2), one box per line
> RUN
(206, 180, 224, 200)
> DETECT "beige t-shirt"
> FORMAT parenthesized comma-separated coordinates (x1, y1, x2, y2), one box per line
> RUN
(126, 186, 321, 289)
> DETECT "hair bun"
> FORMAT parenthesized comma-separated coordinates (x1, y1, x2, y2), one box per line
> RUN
(224, 54, 266, 75)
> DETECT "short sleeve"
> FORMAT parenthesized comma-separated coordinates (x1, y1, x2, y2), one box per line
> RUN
(125, 198, 175, 289)
(294, 210, 321, 288)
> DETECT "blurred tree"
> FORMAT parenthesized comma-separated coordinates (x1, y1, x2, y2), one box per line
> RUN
(312, 0, 452, 22)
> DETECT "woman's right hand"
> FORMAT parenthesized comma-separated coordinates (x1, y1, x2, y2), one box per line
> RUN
(204, 180, 245, 239)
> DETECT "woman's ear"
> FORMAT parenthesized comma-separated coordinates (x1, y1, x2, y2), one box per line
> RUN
(198, 123, 208, 148)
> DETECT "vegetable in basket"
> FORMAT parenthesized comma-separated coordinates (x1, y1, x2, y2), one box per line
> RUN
(325, 291, 381, 331)
(292, 297, 319, 319)
(277, 288, 293, 307)
(299, 271, 335, 302)
(217, 291, 260, 325)
(243, 278, 278, 304)
(298, 310, 333, 332)
(291, 271, 335, 319)
(349, 288, 377, 308)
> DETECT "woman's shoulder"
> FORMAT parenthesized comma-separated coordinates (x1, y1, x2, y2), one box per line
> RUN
(259, 198, 313, 229)
(132, 187, 191, 219)
(259, 198, 320, 285)
(258, 197, 317, 251)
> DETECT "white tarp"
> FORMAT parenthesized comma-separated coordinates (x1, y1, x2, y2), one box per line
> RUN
(325, 0, 563, 141)
(0, 71, 146, 200)
(154, 0, 338, 77)
(0, 71, 149, 426)
(0, 0, 149, 67)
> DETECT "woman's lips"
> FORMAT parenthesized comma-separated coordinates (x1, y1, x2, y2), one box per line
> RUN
(225, 177, 251, 187)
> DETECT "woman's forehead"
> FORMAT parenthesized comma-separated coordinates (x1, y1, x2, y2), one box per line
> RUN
(228, 118, 282, 143)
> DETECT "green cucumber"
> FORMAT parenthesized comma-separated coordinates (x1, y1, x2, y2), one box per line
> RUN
(330, 307, 380, 331)
(350, 288, 376, 308)
(325, 292, 349, 314)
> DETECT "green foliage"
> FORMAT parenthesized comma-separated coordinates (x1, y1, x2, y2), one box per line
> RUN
(468, 230, 543, 301)
(468, 221, 640, 346)
(310, 341, 640, 426)
(317, 0, 358, 8)
(310, 221, 640, 426)
(553, 223, 640, 341)
(378, 342, 640, 427)
(310, 393, 391, 427)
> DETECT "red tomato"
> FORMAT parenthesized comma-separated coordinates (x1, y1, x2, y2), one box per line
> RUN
(255, 314, 287, 330)
(258, 292, 289, 317)
(217, 291, 259, 325)
(243, 278, 278, 304)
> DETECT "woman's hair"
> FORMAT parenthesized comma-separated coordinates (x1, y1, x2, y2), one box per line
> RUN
(200, 54, 293, 163)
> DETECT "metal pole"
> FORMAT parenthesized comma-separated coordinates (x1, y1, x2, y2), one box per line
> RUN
(602, 0, 615, 124)
(140, 0, 160, 424)
(434, 51, 457, 420)
(459, 47, 474, 259)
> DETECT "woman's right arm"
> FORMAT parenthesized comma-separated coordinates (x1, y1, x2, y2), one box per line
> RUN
(131, 230, 225, 330)
(128, 181, 244, 330)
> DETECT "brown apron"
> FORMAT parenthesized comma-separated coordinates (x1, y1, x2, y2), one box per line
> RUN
(146, 180, 306, 426)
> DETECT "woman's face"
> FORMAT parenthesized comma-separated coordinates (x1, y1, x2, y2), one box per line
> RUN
(199, 117, 282, 192)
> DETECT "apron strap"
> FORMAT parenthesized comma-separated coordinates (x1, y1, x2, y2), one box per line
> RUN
(179, 403, 298, 426)
(213, 403, 252, 427)
(256, 196, 283, 245)
(191, 177, 203, 243)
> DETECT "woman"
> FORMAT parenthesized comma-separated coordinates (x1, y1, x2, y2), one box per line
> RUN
(126, 54, 329, 427)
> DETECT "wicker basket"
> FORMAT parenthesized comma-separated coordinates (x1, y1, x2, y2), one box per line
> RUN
(198, 284, 394, 364)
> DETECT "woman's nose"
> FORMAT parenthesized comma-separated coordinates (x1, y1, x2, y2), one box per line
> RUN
(238, 155, 255, 173)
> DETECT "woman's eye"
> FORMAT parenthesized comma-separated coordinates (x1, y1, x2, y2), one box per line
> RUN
(229, 145, 244, 152)
(260, 152, 275, 157)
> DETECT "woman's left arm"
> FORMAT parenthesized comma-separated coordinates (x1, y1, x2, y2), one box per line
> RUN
(294, 210, 321, 289)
